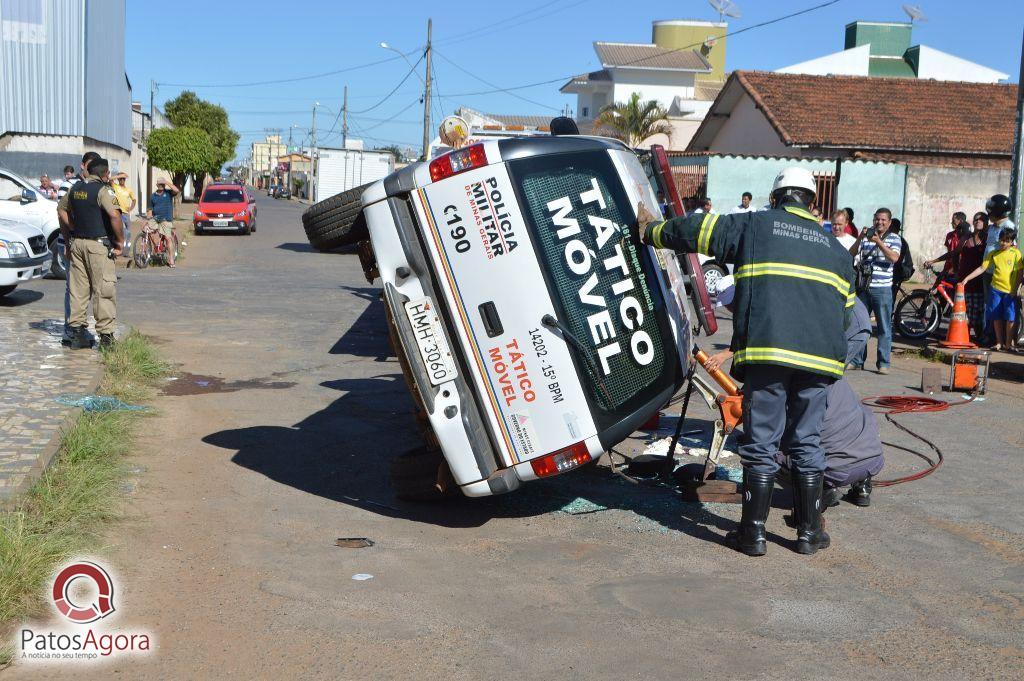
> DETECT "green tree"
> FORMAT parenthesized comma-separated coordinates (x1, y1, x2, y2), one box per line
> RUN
(594, 93, 673, 148)
(165, 91, 240, 190)
(147, 127, 218, 192)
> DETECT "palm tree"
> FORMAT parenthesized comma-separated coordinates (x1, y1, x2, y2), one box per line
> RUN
(594, 93, 673, 147)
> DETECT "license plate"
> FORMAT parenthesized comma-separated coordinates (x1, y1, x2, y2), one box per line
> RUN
(212, 220, 229, 227)
(404, 298, 457, 386)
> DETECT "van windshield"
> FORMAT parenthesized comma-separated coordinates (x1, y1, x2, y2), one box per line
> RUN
(507, 150, 678, 430)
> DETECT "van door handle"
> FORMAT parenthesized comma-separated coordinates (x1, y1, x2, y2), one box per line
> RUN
(478, 302, 503, 338)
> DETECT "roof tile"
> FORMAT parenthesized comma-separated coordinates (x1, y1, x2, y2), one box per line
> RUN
(594, 42, 711, 72)
(734, 71, 1017, 155)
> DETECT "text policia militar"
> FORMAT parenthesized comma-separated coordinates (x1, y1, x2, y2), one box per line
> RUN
(546, 178, 655, 375)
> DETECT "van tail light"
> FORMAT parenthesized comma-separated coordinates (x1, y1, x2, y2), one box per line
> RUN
(531, 442, 591, 478)
(429, 144, 487, 182)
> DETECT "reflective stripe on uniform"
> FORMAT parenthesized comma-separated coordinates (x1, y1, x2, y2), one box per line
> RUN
(784, 205, 818, 222)
(650, 221, 667, 249)
(734, 347, 845, 377)
(734, 261, 850, 298)
(697, 213, 719, 255)
(846, 292, 856, 308)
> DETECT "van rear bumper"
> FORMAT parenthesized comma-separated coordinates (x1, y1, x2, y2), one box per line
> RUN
(369, 194, 521, 497)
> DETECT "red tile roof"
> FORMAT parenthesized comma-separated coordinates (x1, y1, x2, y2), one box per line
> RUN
(692, 71, 1018, 156)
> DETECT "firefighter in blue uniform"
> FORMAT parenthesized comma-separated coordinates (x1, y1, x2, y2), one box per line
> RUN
(637, 168, 855, 556)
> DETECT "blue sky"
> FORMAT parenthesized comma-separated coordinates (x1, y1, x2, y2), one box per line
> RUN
(126, 0, 1023, 162)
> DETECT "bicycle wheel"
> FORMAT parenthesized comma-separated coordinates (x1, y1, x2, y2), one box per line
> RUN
(895, 290, 940, 339)
(132, 233, 150, 269)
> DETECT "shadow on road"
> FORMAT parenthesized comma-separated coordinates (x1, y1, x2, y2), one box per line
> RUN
(204, 371, 746, 547)
(276, 242, 317, 253)
(329, 287, 390, 361)
(0, 289, 44, 307)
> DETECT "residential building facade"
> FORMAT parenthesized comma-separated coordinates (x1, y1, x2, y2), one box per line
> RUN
(679, 70, 1018, 272)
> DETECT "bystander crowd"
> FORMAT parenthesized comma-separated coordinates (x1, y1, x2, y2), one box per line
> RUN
(37, 174, 57, 200)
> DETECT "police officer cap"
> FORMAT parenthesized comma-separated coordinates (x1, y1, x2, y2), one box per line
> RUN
(87, 157, 109, 175)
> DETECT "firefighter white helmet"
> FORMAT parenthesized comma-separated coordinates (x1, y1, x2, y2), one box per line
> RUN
(771, 167, 816, 196)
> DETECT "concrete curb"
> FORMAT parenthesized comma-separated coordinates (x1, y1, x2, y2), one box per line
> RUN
(0, 361, 105, 510)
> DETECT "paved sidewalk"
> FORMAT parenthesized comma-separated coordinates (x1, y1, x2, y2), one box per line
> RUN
(0, 294, 104, 506)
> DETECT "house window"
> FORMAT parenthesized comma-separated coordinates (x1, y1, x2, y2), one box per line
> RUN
(582, 106, 589, 118)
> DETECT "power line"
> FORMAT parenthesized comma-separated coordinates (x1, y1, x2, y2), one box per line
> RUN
(440, 0, 845, 98)
(156, 50, 420, 89)
(432, 58, 446, 120)
(435, 50, 559, 112)
(433, 0, 586, 47)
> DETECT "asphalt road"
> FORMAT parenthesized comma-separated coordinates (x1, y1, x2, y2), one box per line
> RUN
(12, 193, 1024, 679)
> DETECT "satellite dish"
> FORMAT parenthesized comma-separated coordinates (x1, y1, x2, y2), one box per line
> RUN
(902, 4, 928, 23)
(708, 0, 742, 21)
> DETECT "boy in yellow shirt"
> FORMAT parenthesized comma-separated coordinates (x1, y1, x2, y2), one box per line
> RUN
(963, 227, 1023, 351)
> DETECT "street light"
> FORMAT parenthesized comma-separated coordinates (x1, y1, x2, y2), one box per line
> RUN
(380, 42, 426, 85)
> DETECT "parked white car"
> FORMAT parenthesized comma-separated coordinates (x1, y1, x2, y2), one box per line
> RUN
(351, 134, 714, 499)
(0, 217, 49, 297)
(0, 168, 63, 278)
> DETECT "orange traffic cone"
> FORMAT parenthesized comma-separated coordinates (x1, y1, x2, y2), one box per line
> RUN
(939, 283, 976, 349)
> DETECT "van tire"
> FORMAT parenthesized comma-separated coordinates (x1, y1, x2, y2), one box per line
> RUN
(701, 261, 728, 297)
(301, 183, 371, 250)
(389, 446, 453, 501)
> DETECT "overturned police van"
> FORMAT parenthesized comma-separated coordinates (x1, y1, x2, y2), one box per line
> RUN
(347, 131, 711, 499)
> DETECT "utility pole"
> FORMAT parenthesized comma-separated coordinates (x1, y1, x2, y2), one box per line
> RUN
(342, 85, 349, 149)
(287, 125, 294, 196)
(147, 80, 155, 207)
(311, 103, 319, 202)
(1009, 28, 1024, 227)
(421, 19, 432, 161)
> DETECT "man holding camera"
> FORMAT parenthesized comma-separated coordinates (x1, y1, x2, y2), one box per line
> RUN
(849, 208, 901, 374)
(56, 157, 124, 349)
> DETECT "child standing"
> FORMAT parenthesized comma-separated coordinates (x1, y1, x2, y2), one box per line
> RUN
(962, 227, 1023, 351)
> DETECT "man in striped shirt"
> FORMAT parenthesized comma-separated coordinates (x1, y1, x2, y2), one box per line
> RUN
(849, 208, 901, 374)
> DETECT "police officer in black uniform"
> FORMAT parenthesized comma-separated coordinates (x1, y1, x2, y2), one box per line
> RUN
(637, 168, 855, 556)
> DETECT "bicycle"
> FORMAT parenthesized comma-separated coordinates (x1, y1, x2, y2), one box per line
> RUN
(894, 266, 957, 339)
(131, 215, 180, 269)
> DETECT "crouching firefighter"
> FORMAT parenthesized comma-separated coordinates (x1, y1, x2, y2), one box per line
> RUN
(637, 168, 855, 556)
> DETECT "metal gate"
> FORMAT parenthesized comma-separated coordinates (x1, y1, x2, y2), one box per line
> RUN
(672, 163, 708, 202)
(814, 172, 837, 220)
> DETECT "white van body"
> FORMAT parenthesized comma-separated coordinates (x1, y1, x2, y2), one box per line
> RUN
(362, 136, 693, 497)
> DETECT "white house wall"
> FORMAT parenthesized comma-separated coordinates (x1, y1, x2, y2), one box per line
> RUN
(903, 164, 1011, 270)
(914, 45, 1008, 83)
(609, 68, 697, 110)
(704, 94, 793, 157)
(776, 44, 870, 77)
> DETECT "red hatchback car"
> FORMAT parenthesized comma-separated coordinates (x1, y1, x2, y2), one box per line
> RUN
(194, 184, 256, 235)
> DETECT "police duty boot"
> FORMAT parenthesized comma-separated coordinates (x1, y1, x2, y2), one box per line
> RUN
(792, 471, 831, 555)
(844, 475, 873, 507)
(727, 470, 775, 557)
(98, 333, 116, 349)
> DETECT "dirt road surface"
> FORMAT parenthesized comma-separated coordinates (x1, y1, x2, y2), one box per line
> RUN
(11, 194, 1024, 679)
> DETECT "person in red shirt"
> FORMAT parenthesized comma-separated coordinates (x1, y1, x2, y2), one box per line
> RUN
(924, 211, 985, 338)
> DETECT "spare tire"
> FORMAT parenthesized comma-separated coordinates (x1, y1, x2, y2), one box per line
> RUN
(301, 182, 372, 250)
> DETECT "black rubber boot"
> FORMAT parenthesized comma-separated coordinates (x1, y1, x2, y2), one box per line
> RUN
(793, 471, 831, 555)
(68, 326, 92, 350)
(844, 475, 873, 507)
(98, 333, 116, 349)
(727, 470, 775, 557)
